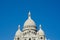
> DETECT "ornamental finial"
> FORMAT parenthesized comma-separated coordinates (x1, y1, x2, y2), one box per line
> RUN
(18, 25, 20, 30)
(39, 24, 42, 29)
(28, 11, 31, 19)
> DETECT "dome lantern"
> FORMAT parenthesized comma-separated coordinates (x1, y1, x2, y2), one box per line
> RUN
(28, 11, 31, 19)
(40, 24, 42, 30)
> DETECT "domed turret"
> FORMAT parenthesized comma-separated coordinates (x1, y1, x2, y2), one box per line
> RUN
(15, 25, 21, 36)
(37, 24, 45, 35)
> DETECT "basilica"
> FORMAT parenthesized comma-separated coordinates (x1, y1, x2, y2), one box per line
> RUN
(14, 11, 46, 40)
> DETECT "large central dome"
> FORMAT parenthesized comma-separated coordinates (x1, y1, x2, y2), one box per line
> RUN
(24, 11, 36, 27)
(23, 11, 37, 32)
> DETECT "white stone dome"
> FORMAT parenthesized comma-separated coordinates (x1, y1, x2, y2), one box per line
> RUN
(24, 17, 36, 26)
(38, 29, 44, 35)
(15, 25, 21, 36)
(38, 25, 45, 35)
(24, 11, 36, 26)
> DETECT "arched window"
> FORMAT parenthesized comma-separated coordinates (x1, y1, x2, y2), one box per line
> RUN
(41, 37, 43, 39)
(17, 38, 19, 40)
(29, 38, 31, 40)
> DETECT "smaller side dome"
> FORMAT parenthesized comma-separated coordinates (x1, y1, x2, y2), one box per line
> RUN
(15, 25, 21, 36)
(37, 24, 45, 35)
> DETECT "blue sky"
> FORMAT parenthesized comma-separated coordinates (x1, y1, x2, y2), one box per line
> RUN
(0, 0, 60, 40)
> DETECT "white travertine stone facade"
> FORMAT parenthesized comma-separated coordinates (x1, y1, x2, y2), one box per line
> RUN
(14, 11, 46, 40)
